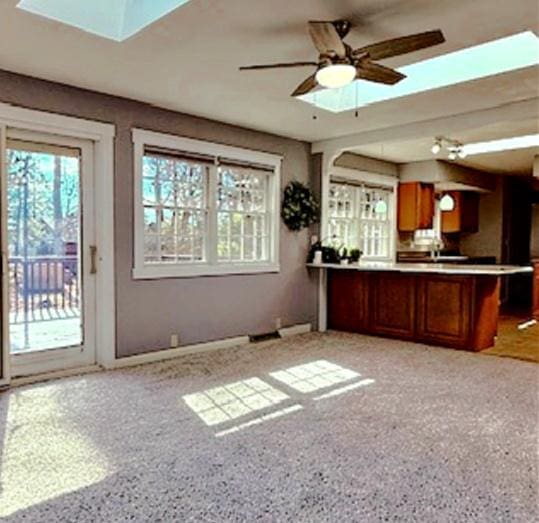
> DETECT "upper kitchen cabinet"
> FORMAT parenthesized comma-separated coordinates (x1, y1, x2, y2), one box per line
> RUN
(441, 191, 479, 233)
(398, 182, 435, 231)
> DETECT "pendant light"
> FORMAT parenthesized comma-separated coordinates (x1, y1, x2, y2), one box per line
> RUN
(440, 194, 455, 212)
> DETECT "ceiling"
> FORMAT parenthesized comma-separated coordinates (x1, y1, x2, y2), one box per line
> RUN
(0, 0, 537, 148)
(349, 119, 539, 175)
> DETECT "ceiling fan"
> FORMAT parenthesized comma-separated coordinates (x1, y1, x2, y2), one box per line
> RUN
(239, 21, 445, 96)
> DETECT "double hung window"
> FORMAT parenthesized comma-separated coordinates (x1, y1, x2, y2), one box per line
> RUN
(133, 130, 280, 278)
(327, 181, 393, 259)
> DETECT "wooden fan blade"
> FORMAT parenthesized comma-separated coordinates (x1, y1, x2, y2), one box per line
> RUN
(356, 62, 406, 85)
(308, 21, 347, 58)
(353, 30, 445, 61)
(240, 61, 318, 71)
(291, 74, 318, 97)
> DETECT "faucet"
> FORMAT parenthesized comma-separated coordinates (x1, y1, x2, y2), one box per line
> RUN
(430, 238, 444, 261)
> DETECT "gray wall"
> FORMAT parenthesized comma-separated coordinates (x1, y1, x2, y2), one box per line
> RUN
(399, 160, 496, 192)
(0, 70, 317, 357)
(460, 175, 504, 262)
(334, 152, 398, 177)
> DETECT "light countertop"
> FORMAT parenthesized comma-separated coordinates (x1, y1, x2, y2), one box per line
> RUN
(307, 261, 533, 276)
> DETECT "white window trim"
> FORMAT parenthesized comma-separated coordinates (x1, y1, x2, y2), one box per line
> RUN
(132, 129, 282, 279)
(328, 166, 398, 262)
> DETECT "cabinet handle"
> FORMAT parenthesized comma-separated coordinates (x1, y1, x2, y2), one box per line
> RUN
(89, 245, 97, 274)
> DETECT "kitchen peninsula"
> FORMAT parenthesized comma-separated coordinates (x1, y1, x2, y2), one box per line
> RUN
(309, 262, 532, 351)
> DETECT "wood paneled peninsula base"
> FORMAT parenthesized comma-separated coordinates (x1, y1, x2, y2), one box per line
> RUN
(309, 262, 533, 351)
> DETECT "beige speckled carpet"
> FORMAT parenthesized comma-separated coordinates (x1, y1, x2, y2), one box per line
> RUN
(0, 332, 537, 522)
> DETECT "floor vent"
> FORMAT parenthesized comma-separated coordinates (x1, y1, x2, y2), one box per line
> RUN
(249, 331, 281, 343)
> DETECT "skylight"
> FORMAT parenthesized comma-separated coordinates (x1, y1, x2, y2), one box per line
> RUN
(299, 31, 539, 113)
(17, 0, 192, 41)
(462, 134, 539, 156)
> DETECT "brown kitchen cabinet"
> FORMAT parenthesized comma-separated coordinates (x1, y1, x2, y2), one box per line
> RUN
(326, 268, 501, 351)
(327, 270, 369, 332)
(533, 259, 539, 320)
(398, 182, 435, 232)
(441, 191, 479, 233)
(371, 272, 416, 339)
(416, 275, 472, 348)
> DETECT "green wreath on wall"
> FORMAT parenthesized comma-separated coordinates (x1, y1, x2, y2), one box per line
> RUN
(281, 181, 320, 231)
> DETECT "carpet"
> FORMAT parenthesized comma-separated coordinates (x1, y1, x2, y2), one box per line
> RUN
(0, 332, 537, 522)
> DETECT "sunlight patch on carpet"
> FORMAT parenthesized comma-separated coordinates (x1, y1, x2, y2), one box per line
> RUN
(0, 383, 112, 518)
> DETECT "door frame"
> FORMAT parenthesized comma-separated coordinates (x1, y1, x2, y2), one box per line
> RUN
(0, 103, 115, 386)
(7, 131, 97, 377)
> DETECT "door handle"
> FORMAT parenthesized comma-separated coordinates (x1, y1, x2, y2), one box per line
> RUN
(89, 245, 98, 274)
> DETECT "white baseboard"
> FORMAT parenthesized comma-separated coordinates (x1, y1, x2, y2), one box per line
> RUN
(5, 323, 314, 386)
(279, 323, 312, 337)
(10, 364, 102, 388)
(108, 335, 250, 369)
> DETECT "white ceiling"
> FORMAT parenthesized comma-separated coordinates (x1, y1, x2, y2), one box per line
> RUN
(0, 0, 537, 147)
(349, 119, 539, 175)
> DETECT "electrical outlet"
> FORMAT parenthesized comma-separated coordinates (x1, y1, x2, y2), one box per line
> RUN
(170, 334, 179, 348)
(275, 317, 282, 330)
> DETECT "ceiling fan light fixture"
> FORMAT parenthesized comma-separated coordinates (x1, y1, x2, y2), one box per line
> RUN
(315, 64, 356, 89)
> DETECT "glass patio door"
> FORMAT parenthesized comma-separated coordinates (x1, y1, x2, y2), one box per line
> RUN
(4, 131, 95, 376)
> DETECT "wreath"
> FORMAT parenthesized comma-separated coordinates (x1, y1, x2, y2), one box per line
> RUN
(281, 181, 319, 231)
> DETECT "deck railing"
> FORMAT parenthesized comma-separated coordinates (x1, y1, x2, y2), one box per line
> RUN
(8, 255, 80, 324)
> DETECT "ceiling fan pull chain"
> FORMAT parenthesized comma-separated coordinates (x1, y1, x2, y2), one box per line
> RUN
(355, 80, 359, 118)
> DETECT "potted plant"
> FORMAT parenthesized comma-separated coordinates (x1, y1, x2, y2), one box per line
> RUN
(349, 249, 362, 264)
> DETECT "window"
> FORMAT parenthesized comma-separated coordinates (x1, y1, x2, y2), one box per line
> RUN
(142, 153, 208, 264)
(217, 166, 269, 263)
(133, 130, 281, 278)
(327, 181, 393, 259)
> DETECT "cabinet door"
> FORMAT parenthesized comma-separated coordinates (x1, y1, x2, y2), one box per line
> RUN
(327, 271, 369, 332)
(398, 182, 435, 232)
(441, 191, 479, 233)
(416, 275, 472, 348)
(533, 262, 539, 320)
(371, 272, 416, 338)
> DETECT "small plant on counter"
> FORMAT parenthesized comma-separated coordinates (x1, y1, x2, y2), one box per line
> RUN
(281, 181, 319, 232)
(349, 249, 362, 263)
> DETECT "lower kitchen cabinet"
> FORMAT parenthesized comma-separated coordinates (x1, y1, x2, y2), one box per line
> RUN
(532, 260, 539, 320)
(371, 273, 416, 339)
(326, 269, 501, 351)
(327, 270, 369, 332)
(416, 275, 472, 348)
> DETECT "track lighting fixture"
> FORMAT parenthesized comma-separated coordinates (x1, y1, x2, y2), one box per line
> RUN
(431, 137, 464, 161)
(431, 138, 442, 155)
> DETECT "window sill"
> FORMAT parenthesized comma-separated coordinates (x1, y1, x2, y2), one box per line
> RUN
(132, 262, 280, 280)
